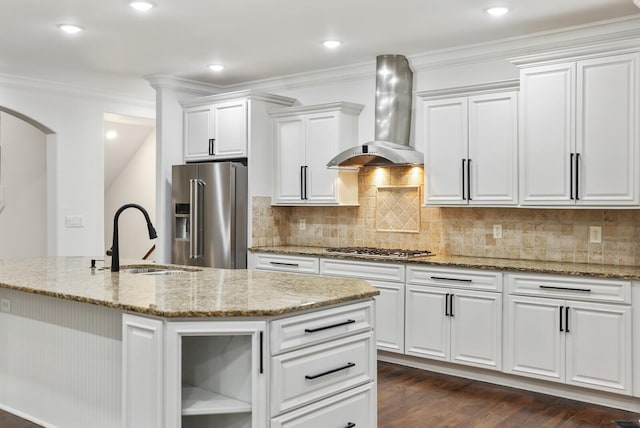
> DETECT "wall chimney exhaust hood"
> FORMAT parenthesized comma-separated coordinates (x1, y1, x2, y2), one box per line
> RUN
(327, 54, 423, 168)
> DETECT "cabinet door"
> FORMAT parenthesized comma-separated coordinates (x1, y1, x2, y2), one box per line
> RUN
(405, 285, 449, 361)
(305, 112, 340, 203)
(184, 106, 214, 162)
(449, 290, 502, 371)
(468, 92, 518, 205)
(519, 63, 575, 205)
(504, 295, 565, 383)
(122, 315, 164, 428)
(213, 100, 248, 159)
(369, 280, 404, 354)
(273, 117, 306, 204)
(423, 98, 468, 204)
(565, 301, 632, 395)
(576, 54, 639, 205)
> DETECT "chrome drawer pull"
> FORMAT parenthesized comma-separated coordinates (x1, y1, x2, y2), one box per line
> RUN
(539, 285, 591, 293)
(430, 276, 472, 283)
(305, 319, 356, 333)
(344, 423, 356, 428)
(269, 261, 300, 267)
(305, 362, 355, 380)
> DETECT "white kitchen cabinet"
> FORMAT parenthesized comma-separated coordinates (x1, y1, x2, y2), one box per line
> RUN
(320, 258, 406, 354)
(165, 321, 267, 428)
(182, 91, 296, 163)
(418, 81, 518, 206)
(505, 274, 633, 395)
(405, 267, 503, 371)
(518, 52, 639, 206)
(270, 102, 363, 206)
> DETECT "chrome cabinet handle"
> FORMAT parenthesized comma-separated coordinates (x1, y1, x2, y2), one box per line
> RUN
(305, 362, 355, 380)
(305, 319, 356, 333)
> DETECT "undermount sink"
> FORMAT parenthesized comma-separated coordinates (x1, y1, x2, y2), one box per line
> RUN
(120, 265, 201, 275)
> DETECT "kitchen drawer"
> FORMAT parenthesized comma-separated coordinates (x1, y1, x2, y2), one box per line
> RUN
(270, 383, 374, 428)
(270, 331, 374, 416)
(320, 258, 405, 282)
(254, 253, 320, 274)
(507, 273, 631, 304)
(270, 301, 373, 355)
(407, 265, 502, 292)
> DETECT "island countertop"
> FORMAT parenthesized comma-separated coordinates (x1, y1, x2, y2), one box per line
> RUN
(0, 257, 378, 317)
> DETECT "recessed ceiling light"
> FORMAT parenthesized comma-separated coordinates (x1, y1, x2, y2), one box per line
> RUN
(485, 6, 510, 17)
(57, 24, 84, 34)
(128, 0, 156, 12)
(323, 40, 342, 49)
(105, 130, 118, 140)
(208, 64, 225, 72)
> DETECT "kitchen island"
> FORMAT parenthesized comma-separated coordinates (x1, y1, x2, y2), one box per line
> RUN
(0, 257, 379, 428)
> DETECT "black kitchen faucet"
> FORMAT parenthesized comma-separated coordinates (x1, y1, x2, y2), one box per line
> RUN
(107, 203, 157, 272)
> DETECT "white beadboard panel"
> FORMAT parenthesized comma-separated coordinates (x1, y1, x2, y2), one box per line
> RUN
(0, 288, 122, 428)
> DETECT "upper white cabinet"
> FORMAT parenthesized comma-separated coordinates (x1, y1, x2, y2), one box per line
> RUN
(181, 91, 296, 163)
(270, 102, 363, 206)
(517, 52, 640, 206)
(418, 81, 519, 206)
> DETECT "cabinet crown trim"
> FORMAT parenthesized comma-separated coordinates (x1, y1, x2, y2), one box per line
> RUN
(509, 36, 640, 67)
(268, 101, 365, 118)
(416, 79, 519, 100)
(180, 89, 297, 108)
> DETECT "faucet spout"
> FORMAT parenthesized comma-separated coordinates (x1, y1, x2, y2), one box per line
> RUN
(110, 203, 157, 272)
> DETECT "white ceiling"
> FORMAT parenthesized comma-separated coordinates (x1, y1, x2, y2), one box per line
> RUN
(2, 0, 639, 100)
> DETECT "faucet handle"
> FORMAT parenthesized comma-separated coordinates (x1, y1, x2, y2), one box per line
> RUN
(106, 247, 113, 256)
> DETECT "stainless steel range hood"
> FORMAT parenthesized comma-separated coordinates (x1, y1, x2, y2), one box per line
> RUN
(327, 54, 423, 168)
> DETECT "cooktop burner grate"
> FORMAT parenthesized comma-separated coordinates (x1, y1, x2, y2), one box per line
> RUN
(325, 247, 433, 259)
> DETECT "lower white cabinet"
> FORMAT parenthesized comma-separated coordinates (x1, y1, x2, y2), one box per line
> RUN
(405, 285, 502, 371)
(505, 273, 633, 396)
(164, 321, 267, 428)
(320, 258, 406, 354)
(270, 383, 374, 428)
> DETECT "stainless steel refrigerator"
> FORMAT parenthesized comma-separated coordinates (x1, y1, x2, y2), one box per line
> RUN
(171, 162, 248, 268)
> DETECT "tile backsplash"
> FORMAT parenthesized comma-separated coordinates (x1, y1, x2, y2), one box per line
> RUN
(252, 166, 640, 266)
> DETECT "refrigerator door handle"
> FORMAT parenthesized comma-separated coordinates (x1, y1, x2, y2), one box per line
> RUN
(189, 178, 204, 259)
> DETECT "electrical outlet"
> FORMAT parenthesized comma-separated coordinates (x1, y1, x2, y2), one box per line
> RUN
(299, 219, 306, 231)
(493, 224, 502, 239)
(0, 298, 10, 313)
(589, 226, 602, 244)
(65, 215, 85, 228)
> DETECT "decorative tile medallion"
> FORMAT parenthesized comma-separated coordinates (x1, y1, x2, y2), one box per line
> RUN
(376, 185, 420, 233)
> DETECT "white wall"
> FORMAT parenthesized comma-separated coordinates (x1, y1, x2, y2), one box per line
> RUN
(104, 129, 156, 261)
(0, 76, 155, 257)
(0, 112, 47, 257)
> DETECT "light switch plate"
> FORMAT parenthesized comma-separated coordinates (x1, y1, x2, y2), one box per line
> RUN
(65, 215, 85, 228)
(589, 226, 602, 244)
(493, 224, 502, 239)
(0, 298, 10, 313)
(299, 219, 306, 231)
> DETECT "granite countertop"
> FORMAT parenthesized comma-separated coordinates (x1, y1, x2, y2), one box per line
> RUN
(249, 246, 640, 280)
(0, 257, 378, 317)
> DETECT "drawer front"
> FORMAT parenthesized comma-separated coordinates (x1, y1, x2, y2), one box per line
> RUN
(270, 383, 374, 428)
(407, 265, 502, 292)
(320, 258, 405, 282)
(271, 301, 373, 355)
(270, 332, 374, 416)
(254, 254, 320, 274)
(507, 273, 631, 304)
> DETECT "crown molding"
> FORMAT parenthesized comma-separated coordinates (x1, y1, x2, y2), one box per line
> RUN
(144, 74, 224, 96)
(416, 79, 520, 100)
(268, 101, 365, 118)
(0, 73, 154, 107)
(179, 89, 297, 108)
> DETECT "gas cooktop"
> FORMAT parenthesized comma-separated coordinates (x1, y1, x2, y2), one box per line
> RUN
(325, 247, 433, 259)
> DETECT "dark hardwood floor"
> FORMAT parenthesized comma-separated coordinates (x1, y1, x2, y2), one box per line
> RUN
(1, 362, 638, 427)
(378, 361, 640, 427)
